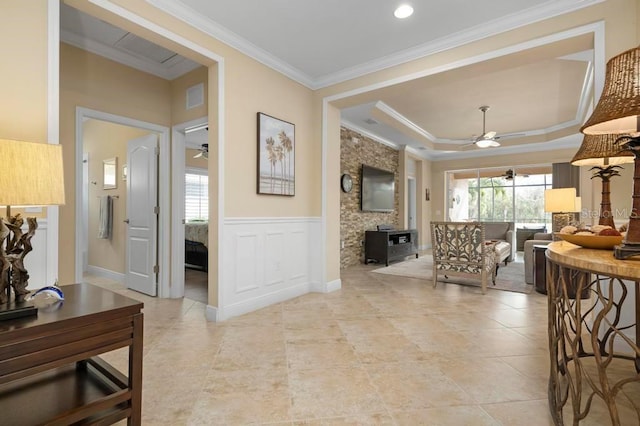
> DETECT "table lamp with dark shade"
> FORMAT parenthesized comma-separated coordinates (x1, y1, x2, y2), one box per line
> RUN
(571, 133, 633, 228)
(580, 45, 640, 259)
(0, 139, 65, 319)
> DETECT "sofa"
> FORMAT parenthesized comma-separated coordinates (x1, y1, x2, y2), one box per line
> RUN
(482, 221, 515, 264)
(523, 232, 553, 284)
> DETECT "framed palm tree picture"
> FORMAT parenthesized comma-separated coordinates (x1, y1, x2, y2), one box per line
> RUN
(257, 112, 295, 196)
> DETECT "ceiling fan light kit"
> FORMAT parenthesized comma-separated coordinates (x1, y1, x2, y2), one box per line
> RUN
(475, 139, 500, 148)
(462, 105, 501, 149)
(476, 106, 500, 147)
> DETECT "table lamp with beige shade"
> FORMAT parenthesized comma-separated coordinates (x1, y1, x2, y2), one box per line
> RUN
(580, 45, 640, 259)
(0, 139, 65, 320)
(571, 133, 633, 228)
(544, 188, 580, 235)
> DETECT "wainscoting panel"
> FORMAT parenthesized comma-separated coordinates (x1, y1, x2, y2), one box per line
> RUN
(265, 231, 285, 287)
(290, 229, 307, 281)
(235, 233, 259, 293)
(221, 217, 323, 320)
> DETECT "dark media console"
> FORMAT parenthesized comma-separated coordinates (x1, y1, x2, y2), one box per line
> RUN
(364, 229, 419, 266)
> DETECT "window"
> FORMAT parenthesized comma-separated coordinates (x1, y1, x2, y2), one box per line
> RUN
(447, 166, 552, 228)
(185, 168, 208, 222)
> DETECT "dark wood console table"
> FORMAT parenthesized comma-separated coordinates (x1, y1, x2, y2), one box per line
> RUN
(365, 229, 419, 266)
(546, 242, 639, 425)
(0, 283, 144, 425)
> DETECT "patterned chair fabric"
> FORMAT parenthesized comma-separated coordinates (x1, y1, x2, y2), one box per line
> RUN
(430, 222, 497, 294)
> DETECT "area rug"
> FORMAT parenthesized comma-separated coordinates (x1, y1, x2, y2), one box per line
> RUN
(372, 255, 533, 294)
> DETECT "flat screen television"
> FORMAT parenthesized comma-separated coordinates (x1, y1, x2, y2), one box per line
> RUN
(361, 165, 395, 212)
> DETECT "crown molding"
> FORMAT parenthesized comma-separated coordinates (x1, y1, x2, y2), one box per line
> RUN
(340, 120, 399, 150)
(146, 0, 314, 88)
(341, 120, 434, 160)
(374, 101, 436, 142)
(148, 0, 604, 89)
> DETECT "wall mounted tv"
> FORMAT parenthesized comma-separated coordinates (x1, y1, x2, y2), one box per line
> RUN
(361, 165, 395, 212)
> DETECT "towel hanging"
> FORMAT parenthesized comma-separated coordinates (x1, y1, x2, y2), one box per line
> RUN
(98, 195, 113, 239)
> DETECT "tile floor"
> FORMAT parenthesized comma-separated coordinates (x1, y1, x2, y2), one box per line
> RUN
(86, 261, 630, 425)
(184, 267, 208, 304)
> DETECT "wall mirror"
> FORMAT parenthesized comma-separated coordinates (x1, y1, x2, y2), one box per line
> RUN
(103, 157, 117, 189)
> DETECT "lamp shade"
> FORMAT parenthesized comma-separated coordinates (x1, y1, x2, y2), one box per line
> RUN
(574, 196, 582, 213)
(544, 188, 577, 213)
(0, 139, 65, 206)
(581, 45, 640, 135)
(571, 134, 634, 166)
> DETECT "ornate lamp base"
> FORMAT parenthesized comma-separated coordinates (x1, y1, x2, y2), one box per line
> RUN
(551, 212, 578, 238)
(614, 136, 640, 259)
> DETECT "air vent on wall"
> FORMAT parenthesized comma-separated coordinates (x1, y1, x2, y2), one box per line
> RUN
(186, 83, 204, 110)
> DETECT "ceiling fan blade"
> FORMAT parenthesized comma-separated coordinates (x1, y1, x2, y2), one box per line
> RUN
(483, 131, 497, 139)
(193, 151, 203, 158)
(495, 132, 526, 140)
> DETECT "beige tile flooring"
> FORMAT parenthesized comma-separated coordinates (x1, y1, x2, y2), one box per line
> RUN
(85, 261, 629, 425)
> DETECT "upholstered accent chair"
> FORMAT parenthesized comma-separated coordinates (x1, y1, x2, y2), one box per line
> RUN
(430, 222, 497, 294)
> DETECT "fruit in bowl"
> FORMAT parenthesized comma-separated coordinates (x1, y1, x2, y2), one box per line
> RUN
(556, 225, 623, 249)
(599, 228, 622, 236)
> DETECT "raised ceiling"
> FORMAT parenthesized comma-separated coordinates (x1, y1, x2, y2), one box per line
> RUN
(63, 0, 604, 160)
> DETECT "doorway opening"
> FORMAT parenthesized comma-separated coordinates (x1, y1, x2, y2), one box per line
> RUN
(74, 107, 171, 296)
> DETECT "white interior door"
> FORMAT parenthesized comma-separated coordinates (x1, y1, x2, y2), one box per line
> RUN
(408, 177, 416, 229)
(126, 134, 159, 296)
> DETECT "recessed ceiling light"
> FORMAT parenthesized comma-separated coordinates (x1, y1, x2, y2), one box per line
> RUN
(394, 4, 413, 19)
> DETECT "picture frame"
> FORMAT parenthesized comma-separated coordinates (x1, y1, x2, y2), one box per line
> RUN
(257, 112, 295, 196)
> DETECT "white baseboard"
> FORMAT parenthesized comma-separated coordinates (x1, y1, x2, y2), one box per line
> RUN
(217, 282, 310, 321)
(205, 305, 219, 322)
(86, 265, 125, 283)
(310, 278, 341, 293)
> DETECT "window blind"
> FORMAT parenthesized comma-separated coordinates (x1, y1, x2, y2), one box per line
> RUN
(185, 171, 208, 221)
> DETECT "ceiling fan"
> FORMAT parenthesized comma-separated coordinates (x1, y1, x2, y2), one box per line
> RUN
(467, 105, 500, 148)
(503, 169, 515, 180)
(193, 143, 208, 159)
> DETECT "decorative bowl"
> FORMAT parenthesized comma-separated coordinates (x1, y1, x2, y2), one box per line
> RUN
(555, 233, 623, 250)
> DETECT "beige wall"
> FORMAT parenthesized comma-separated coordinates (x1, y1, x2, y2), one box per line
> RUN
(69, 0, 320, 218)
(59, 43, 173, 284)
(0, 2, 48, 143)
(84, 119, 150, 273)
(171, 66, 208, 125)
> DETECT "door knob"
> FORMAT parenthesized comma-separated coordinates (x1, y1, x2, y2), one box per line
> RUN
(124, 219, 130, 224)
